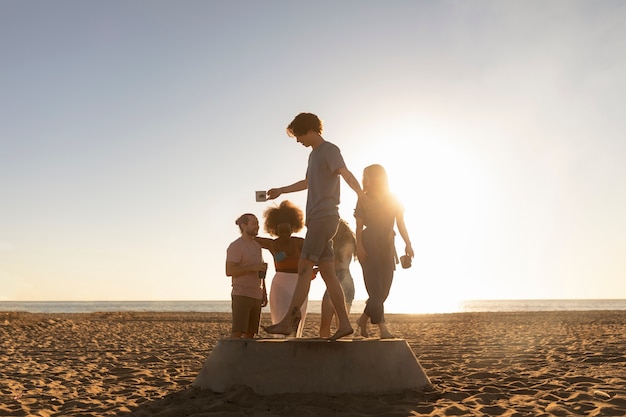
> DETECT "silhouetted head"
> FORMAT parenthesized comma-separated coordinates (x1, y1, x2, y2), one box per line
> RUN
(286, 112, 323, 137)
(362, 164, 389, 194)
(263, 200, 304, 237)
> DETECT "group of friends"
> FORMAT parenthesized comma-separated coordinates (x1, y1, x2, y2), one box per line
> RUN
(225, 112, 414, 340)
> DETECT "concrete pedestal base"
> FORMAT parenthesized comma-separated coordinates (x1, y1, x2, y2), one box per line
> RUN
(192, 338, 431, 395)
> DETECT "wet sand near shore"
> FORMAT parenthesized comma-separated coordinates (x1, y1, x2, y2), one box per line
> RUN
(1, 310, 625, 416)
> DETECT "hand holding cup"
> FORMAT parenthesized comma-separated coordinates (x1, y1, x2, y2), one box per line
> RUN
(400, 255, 412, 269)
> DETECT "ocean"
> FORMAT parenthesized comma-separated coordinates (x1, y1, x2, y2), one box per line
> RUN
(2, 299, 626, 314)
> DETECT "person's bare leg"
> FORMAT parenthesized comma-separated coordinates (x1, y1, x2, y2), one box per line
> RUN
(356, 313, 369, 337)
(318, 261, 353, 340)
(295, 301, 308, 338)
(263, 259, 314, 335)
(319, 295, 335, 338)
(379, 322, 394, 339)
(231, 332, 243, 338)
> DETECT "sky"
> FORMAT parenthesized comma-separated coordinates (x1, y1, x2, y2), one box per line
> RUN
(1, 1, 625, 312)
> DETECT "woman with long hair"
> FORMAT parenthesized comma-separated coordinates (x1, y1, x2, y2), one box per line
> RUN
(354, 164, 414, 338)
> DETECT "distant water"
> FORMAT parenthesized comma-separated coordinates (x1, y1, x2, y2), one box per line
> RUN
(2, 299, 626, 314)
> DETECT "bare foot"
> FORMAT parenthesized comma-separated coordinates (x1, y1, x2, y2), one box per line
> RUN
(356, 316, 369, 338)
(262, 323, 292, 336)
(379, 323, 394, 339)
(262, 307, 301, 336)
(380, 330, 395, 339)
(330, 326, 353, 341)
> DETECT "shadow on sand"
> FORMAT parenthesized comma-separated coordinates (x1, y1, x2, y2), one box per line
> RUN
(122, 384, 442, 417)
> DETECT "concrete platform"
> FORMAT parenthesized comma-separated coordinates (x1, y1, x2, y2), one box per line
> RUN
(192, 338, 431, 394)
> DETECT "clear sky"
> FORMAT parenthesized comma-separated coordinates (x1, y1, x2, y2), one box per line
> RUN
(2, 1, 625, 312)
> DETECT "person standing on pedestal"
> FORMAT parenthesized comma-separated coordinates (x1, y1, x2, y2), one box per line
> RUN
(263, 112, 364, 340)
(319, 219, 356, 338)
(255, 200, 309, 337)
(225, 213, 268, 338)
(355, 164, 414, 339)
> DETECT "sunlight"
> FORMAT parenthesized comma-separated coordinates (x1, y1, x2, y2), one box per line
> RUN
(385, 287, 464, 314)
(345, 116, 496, 312)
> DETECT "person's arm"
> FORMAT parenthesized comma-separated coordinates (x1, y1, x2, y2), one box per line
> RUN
(261, 279, 268, 307)
(254, 236, 274, 251)
(337, 167, 364, 199)
(225, 260, 265, 277)
(267, 179, 308, 200)
(396, 213, 415, 258)
(355, 216, 367, 263)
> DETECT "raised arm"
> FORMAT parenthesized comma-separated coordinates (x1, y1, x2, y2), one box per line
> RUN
(267, 179, 308, 200)
(254, 236, 275, 251)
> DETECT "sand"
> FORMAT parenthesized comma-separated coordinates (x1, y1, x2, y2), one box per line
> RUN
(1, 310, 625, 416)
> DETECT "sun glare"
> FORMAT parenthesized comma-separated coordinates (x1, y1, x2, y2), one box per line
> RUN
(348, 118, 496, 312)
(385, 287, 464, 314)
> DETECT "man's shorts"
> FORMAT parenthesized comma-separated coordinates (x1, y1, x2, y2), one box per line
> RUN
(231, 295, 262, 334)
(301, 215, 339, 264)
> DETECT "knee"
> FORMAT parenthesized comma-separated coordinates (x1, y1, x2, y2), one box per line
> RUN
(298, 260, 314, 277)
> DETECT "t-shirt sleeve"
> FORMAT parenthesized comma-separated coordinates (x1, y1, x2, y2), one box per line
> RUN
(226, 242, 242, 263)
(327, 143, 346, 174)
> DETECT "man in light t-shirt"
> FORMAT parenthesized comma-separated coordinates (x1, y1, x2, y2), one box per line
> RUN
(225, 213, 268, 338)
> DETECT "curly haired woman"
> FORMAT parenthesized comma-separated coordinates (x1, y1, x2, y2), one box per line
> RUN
(255, 200, 308, 337)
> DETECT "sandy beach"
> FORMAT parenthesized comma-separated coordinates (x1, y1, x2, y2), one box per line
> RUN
(1, 310, 625, 416)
